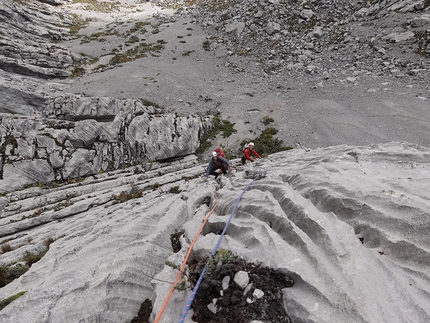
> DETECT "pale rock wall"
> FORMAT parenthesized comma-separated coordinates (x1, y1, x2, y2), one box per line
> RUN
(0, 105, 212, 193)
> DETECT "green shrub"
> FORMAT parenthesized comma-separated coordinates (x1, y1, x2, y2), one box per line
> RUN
(0, 263, 29, 287)
(240, 127, 293, 156)
(23, 250, 47, 267)
(196, 115, 237, 155)
(8, 264, 29, 280)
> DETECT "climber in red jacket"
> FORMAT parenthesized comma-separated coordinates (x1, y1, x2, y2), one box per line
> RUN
(241, 142, 261, 165)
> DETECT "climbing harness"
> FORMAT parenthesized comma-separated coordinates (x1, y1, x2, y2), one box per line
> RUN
(178, 173, 262, 323)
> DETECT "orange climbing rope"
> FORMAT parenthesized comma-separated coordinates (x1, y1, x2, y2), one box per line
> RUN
(153, 193, 220, 323)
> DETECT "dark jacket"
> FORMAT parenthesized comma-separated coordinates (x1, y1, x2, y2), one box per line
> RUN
(205, 156, 231, 178)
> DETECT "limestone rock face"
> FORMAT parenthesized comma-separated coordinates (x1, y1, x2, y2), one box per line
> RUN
(0, 110, 211, 193)
(0, 142, 429, 323)
(0, 0, 81, 79)
(0, 0, 429, 321)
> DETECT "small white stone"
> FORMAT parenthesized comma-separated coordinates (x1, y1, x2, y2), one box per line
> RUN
(253, 289, 264, 299)
(222, 275, 230, 290)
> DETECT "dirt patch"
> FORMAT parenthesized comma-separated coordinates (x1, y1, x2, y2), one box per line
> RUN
(188, 257, 295, 323)
(129, 298, 152, 323)
(170, 230, 184, 253)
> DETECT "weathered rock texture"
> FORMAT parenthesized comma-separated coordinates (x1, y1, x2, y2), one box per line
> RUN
(0, 105, 210, 193)
(0, 142, 429, 323)
(0, 0, 429, 322)
(0, 0, 79, 79)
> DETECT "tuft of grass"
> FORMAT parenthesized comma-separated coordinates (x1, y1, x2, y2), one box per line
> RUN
(44, 237, 56, 248)
(0, 291, 27, 311)
(1, 243, 12, 254)
(168, 186, 181, 194)
(108, 41, 166, 66)
(0, 249, 48, 287)
(125, 35, 140, 44)
(182, 50, 195, 56)
(23, 250, 48, 267)
(129, 21, 150, 34)
(207, 249, 238, 274)
(70, 66, 85, 78)
(69, 14, 90, 36)
(113, 187, 143, 204)
(202, 40, 211, 51)
(261, 116, 274, 126)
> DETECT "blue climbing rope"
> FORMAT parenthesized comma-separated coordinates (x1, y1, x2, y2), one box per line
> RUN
(178, 173, 261, 323)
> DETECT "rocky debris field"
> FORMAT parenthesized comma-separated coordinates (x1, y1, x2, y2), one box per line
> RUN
(180, 0, 430, 80)
(188, 256, 295, 323)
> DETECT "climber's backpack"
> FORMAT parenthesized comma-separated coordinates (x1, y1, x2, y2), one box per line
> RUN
(242, 143, 249, 152)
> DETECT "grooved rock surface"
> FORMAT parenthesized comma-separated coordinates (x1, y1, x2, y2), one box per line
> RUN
(0, 0, 430, 322)
(0, 142, 429, 323)
(0, 110, 210, 193)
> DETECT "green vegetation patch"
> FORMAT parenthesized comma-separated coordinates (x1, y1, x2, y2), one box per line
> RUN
(109, 41, 166, 66)
(0, 250, 48, 287)
(80, 28, 121, 43)
(196, 114, 237, 155)
(140, 98, 163, 110)
(69, 14, 90, 36)
(206, 249, 238, 274)
(182, 50, 195, 56)
(0, 291, 27, 311)
(190, 0, 236, 11)
(240, 127, 293, 156)
(128, 21, 150, 35)
(261, 116, 274, 126)
(113, 187, 143, 204)
(168, 186, 181, 194)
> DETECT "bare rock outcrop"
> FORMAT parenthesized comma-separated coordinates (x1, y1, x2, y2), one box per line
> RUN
(0, 142, 429, 323)
(0, 1, 429, 322)
(0, 0, 81, 79)
(0, 107, 211, 193)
